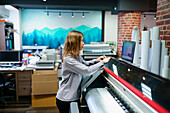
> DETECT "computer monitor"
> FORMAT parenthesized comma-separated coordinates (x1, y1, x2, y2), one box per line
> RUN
(121, 41, 136, 63)
(0, 50, 23, 63)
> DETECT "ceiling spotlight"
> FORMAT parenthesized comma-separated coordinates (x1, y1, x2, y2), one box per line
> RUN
(142, 77, 146, 81)
(144, 14, 146, 19)
(43, 0, 47, 1)
(59, 12, 61, 18)
(114, 7, 117, 10)
(154, 15, 156, 20)
(72, 12, 74, 18)
(47, 11, 49, 16)
(82, 12, 85, 18)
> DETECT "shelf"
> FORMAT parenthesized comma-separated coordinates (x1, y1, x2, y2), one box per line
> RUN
(0, 22, 14, 50)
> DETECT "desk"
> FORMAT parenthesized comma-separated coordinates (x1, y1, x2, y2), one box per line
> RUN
(0, 68, 33, 101)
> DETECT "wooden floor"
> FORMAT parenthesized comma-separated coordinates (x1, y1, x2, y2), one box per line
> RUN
(0, 97, 89, 113)
(0, 106, 59, 113)
(0, 97, 59, 113)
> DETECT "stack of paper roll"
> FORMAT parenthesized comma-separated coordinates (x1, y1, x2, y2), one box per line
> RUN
(160, 40, 168, 76)
(150, 40, 161, 75)
(140, 31, 150, 71)
(131, 26, 140, 65)
(161, 55, 170, 79)
(150, 26, 162, 75)
(149, 29, 153, 70)
(152, 27, 160, 40)
(150, 28, 153, 40)
(141, 26, 169, 77)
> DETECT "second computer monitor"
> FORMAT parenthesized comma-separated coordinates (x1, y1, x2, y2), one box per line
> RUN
(121, 41, 136, 63)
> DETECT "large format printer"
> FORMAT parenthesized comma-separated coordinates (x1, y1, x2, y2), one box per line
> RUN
(70, 58, 170, 113)
(82, 44, 116, 60)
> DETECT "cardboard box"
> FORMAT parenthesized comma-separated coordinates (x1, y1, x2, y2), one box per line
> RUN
(32, 74, 58, 95)
(33, 70, 57, 75)
(32, 94, 56, 107)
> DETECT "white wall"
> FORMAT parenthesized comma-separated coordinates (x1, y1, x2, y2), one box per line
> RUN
(3, 8, 118, 49)
(5, 5, 21, 50)
(104, 11, 118, 43)
(140, 13, 156, 31)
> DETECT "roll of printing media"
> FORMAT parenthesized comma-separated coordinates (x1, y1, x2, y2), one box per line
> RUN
(140, 31, 150, 71)
(150, 40, 161, 75)
(161, 55, 170, 79)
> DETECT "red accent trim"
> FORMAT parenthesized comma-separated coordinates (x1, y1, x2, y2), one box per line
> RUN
(103, 66, 169, 113)
(0, 19, 6, 22)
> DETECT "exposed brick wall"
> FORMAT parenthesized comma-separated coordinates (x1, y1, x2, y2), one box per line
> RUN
(157, 0, 170, 54)
(117, 12, 141, 58)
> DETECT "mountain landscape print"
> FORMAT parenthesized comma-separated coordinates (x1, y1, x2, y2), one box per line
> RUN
(22, 25, 102, 49)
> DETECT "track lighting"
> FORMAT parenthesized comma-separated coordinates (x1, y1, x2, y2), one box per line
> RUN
(72, 12, 74, 18)
(142, 13, 157, 20)
(59, 12, 61, 18)
(44, 11, 89, 17)
(82, 12, 85, 18)
(154, 15, 156, 20)
(47, 11, 49, 16)
(144, 14, 146, 19)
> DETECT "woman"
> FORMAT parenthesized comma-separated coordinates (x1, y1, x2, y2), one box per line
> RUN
(56, 30, 110, 113)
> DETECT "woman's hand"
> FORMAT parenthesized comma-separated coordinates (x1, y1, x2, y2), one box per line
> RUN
(103, 57, 111, 64)
(97, 56, 106, 62)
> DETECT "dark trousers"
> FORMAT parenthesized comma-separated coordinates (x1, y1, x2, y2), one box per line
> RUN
(56, 98, 80, 113)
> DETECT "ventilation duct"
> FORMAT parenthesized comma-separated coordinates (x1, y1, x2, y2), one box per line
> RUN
(0, 6, 9, 19)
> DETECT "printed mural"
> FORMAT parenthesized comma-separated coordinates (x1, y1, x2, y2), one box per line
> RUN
(21, 9, 102, 49)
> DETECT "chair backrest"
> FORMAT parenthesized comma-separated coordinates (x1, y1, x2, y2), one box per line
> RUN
(0, 72, 5, 86)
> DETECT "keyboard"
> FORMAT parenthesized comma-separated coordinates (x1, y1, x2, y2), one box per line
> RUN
(35, 66, 54, 70)
(0, 65, 13, 68)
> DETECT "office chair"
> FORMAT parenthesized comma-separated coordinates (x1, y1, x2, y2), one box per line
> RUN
(0, 72, 10, 106)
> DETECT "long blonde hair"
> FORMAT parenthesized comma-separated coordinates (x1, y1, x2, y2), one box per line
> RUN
(62, 30, 83, 61)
